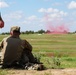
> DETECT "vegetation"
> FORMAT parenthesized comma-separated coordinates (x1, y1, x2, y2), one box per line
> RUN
(21, 33, 76, 68)
(1, 29, 76, 35)
(0, 33, 76, 74)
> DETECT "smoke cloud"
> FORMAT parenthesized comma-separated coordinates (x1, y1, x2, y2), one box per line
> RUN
(44, 13, 69, 34)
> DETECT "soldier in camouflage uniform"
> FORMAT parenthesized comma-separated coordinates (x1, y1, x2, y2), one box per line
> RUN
(0, 26, 36, 68)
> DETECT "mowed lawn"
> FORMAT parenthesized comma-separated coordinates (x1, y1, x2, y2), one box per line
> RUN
(0, 33, 76, 68)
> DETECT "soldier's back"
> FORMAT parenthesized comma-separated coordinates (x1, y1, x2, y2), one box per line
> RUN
(1, 36, 23, 65)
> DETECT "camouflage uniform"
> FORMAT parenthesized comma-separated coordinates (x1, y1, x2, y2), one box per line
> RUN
(0, 26, 35, 68)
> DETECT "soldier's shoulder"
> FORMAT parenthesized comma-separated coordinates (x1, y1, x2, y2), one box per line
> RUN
(2, 36, 10, 41)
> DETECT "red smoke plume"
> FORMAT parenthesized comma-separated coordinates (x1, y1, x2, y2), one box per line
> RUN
(46, 24, 69, 34)
(44, 13, 69, 34)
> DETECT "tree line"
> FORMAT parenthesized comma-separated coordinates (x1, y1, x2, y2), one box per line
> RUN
(1, 29, 76, 35)
(1, 29, 46, 35)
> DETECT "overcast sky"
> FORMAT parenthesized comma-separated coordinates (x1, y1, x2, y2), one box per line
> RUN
(0, 0, 76, 33)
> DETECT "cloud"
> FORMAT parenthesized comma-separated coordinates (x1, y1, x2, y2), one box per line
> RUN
(0, 1, 9, 8)
(6, 11, 23, 20)
(38, 8, 46, 13)
(4, 11, 24, 24)
(28, 15, 37, 21)
(38, 8, 59, 13)
(68, 1, 76, 9)
(47, 8, 59, 13)
(38, 8, 67, 20)
(38, 8, 67, 14)
(22, 15, 40, 25)
(59, 11, 67, 16)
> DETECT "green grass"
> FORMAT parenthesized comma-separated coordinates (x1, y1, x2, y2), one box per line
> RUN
(0, 69, 8, 75)
(20, 33, 76, 68)
(0, 33, 76, 70)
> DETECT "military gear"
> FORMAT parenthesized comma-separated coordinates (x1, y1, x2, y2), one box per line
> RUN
(24, 62, 45, 70)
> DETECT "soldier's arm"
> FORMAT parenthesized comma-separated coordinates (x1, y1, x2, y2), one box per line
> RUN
(0, 40, 4, 51)
(22, 40, 32, 52)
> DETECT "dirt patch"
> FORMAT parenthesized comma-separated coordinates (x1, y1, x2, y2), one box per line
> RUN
(7, 69, 76, 75)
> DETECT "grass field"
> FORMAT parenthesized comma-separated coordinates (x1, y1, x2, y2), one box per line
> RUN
(0, 34, 76, 69)
(20, 34, 76, 56)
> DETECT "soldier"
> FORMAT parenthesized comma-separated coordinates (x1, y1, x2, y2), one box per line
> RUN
(0, 26, 35, 69)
